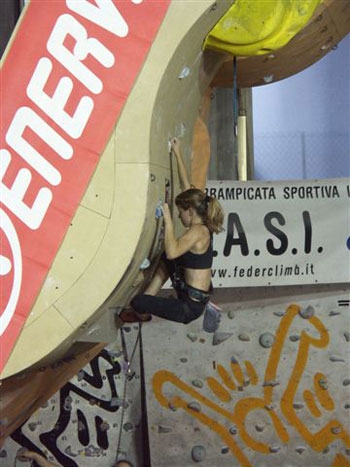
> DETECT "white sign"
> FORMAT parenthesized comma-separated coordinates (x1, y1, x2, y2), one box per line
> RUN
(206, 179, 350, 287)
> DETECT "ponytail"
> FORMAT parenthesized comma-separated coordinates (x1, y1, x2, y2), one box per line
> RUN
(206, 195, 224, 234)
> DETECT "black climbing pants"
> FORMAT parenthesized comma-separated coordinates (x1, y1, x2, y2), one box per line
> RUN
(130, 290, 205, 325)
(130, 256, 209, 325)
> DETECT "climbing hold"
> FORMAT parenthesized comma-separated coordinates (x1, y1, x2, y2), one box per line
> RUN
(263, 74, 274, 83)
(228, 310, 235, 319)
(299, 305, 315, 319)
(100, 421, 110, 432)
(155, 201, 163, 219)
(191, 445, 206, 462)
(64, 397, 72, 411)
(178, 66, 190, 79)
(110, 397, 126, 408)
(263, 380, 279, 387)
(84, 447, 92, 457)
(344, 331, 350, 342)
(221, 446, 229, 454)
(259, 332, 275, 348)
(269, 446, 280, 453)
(289, 335, 300, 342)
(343, 379, 350, 386)
(295, 446, 306, 454)
(83, 445, 102, 457)
(127, 369, 136, 381)
(187, 402, 201, 412)
(229, 426, 238, 435)
(238, 332, 251, 342)
(187, 332, 198, 342)
(158, 425, 173, 434)
(168, 402, 177, 411)
(123, 422, 133, 432)
(331, 426, 341, 435)
(109, 349, 123, 358)
(318, 379, 328, 390)
(293, 403, 304, 410)
(180, 357, 188, 363)
(78, 421, 86, 432)
(139, 258, 150, 270)
(273, 311, 285, 317)
(192, 379, 204, 388)
(329, 310, 340, 316)
(65, 446, 78, 457)
(77, 370, 85, 381)
(255, 424, 265, 432)
(329, 355, 346, 363)
(213, 332, 233, 346)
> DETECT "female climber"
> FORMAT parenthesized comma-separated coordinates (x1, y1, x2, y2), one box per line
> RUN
(119, 137, 224, 327)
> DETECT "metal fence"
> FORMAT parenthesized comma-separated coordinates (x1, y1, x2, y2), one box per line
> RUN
(254, 131, 349, 180)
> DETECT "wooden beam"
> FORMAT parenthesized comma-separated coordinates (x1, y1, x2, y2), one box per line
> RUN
(0, 342, 105, 447)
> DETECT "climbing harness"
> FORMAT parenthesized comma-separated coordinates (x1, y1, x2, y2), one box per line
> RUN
(173, 275, 211, 304)
(171, 268, 212, 304)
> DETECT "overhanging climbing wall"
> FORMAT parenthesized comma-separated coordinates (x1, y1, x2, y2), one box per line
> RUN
(0, 0, 234, 379)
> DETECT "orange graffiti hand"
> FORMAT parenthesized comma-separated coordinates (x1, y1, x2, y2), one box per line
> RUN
(152, 356, 289, 467)
(211, 358, 289, 453)
(153, 367, 252, 467)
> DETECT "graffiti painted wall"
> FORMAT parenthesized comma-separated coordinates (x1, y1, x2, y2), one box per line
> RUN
(143, 291, 350, 467)
(1, 325, 143, 466)
(2, 291, 349, 466)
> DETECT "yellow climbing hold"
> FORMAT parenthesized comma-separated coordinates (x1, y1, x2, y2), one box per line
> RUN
(203, 0, 322, 56)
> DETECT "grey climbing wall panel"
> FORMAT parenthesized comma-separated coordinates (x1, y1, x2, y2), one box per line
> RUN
(142, 292, 350, 467)
(2, 291, 349, 466)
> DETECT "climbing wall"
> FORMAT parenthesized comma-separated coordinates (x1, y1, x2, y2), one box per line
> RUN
(142, 290, 350, 467)
(1, 325, 143, 466)
(2, 290, 349, 466)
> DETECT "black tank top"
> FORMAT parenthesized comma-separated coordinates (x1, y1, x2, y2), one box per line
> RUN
(176, 233, 213, 269)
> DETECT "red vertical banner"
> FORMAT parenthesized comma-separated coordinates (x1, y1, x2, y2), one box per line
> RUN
(0, 0, 171, 372)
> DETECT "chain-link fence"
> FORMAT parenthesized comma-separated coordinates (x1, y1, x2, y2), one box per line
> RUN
(254, 131, 349, 180)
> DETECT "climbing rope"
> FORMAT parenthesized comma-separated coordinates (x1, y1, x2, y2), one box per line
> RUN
(232, 55, 240, 180)
(115, 324, 141, 463)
